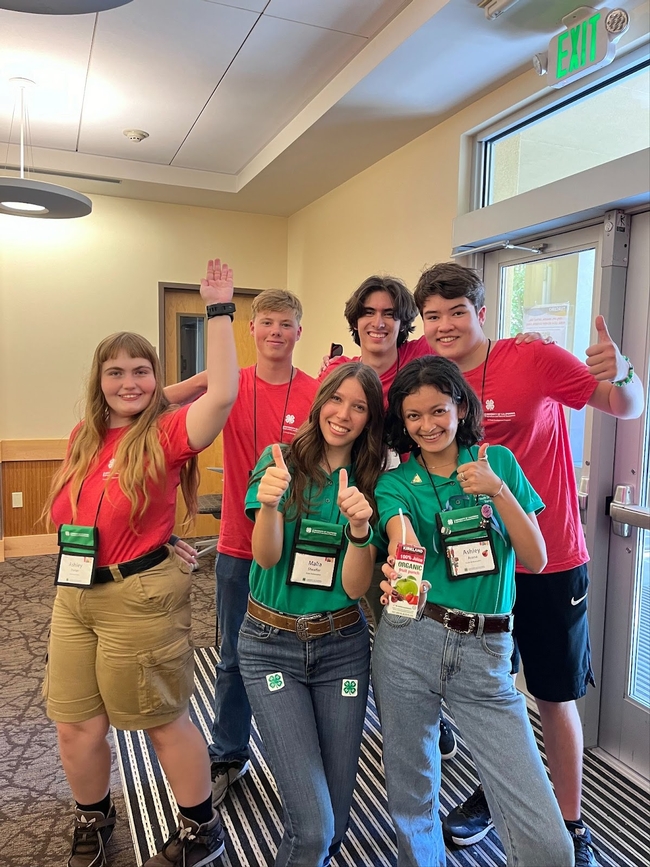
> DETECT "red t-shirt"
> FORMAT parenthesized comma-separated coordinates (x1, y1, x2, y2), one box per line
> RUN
(319, 334, 430, 406)
(51, 405, 201, 566)
(464, 339, 598, 574)
(217, 366, 318, 559)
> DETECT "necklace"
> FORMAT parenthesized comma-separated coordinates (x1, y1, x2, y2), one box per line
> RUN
(420, 457, 457, 473)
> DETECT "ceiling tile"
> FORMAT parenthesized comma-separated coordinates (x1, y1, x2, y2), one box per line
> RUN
(0, 10, 94, 151)
(265, 0, 412, 38)
(201, 0, 268, 11)
(77, 0, 260, 163)
(173, 14, 366, 174)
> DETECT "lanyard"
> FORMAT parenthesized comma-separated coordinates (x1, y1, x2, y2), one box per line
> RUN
(252, 366, 294, 467)
(480, 339, 492, 406)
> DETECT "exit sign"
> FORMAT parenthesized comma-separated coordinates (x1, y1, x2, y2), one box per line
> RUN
(545, 6, 629, 88)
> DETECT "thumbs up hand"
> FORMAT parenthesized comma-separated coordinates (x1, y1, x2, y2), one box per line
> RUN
(585, 315, 629, 382)
(457, 443, 505, 498)
(337, 468, 373, 539)
(257, 444, 292, 509)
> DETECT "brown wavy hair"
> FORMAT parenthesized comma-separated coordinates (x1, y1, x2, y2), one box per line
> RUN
(251, 362, 387, 524)
(44, 332, 199, 530)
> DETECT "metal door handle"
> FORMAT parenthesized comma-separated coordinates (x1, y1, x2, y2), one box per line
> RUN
(609, 485, 650, 536)
(578, 476, 589, 525)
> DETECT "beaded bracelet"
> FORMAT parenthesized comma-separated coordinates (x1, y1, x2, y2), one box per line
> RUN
(345, 524, 372, 547)
(613, 355, 634, 387)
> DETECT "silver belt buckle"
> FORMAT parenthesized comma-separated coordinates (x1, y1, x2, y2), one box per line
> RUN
(443, 609, 476, 634)
(295, 613, 321, 642)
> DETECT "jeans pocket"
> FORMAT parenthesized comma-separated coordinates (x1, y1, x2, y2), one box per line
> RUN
(337, 614, 368, 639)
(481, 631, 514, 659)
(239, 613, 278, 642)
(381, 612, 414, 629)
(136, 636, 194, 715)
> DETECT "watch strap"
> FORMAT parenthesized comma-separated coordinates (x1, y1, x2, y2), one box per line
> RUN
(206, 302, 236, 321)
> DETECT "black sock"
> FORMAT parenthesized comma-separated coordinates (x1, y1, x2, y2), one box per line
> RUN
(76, 792, 111, 816)
(178, 795, 213, 826)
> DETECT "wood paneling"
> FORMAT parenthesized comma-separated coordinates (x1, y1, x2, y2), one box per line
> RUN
(1, 461, 62, 537)
(0, 439, 67, 461)
(164, 289, 257, 538)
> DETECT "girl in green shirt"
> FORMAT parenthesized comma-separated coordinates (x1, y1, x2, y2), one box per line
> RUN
(238, 362, 385, 867)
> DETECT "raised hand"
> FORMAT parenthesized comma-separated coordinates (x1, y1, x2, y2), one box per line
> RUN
(338, 468, 372, 536)
(257, 444, 291, 509)
(585, 315, 629, 382)
(200, 258, 234, 305)
(456, 443, 504, 497)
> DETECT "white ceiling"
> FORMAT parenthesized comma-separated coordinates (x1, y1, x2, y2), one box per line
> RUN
(0, 0, 648, 216)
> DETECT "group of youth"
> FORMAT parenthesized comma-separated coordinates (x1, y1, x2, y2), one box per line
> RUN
(43, 258, 643, 867)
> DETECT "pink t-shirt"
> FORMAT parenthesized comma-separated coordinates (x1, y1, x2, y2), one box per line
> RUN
(464, 339, 598, 574)
(51, 405, 200, 566)
(320, 334, 430, 406)
(217, 366, 318, 559)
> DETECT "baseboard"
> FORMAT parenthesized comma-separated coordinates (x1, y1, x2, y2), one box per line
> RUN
(0, 538, 4, 563)
(4, 534, 58, 558)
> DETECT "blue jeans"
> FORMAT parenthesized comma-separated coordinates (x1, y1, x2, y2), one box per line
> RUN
(238, 609, 370, 867)
(209, 553, 252, 763)
(372, 613, 574, 867)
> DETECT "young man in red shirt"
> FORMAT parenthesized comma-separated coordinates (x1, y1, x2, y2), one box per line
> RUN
(414, 262, 644, 867)
(207, 290, 318, 805)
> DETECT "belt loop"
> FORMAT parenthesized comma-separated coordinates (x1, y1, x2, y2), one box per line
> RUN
(475, 613, 485, 638)
(108, 564, 124, 583)
(327, 611, 335, 635)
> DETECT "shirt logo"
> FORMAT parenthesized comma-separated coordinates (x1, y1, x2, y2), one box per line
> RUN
(285, 413, 295, 425)
(485, 399, 495, 411)
(411, 473, 423, 484)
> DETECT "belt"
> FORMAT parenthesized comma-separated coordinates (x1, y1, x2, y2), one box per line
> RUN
(94, 546, 169, 584)
(423, 601, 512, 635)
(247, 597, 361, 642)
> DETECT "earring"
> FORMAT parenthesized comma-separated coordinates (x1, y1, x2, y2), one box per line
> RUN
(459, 417, 465, 426)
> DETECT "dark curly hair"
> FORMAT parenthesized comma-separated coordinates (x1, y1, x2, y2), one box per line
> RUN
(385, 356, 483, 455)
(344, 275, 418, 348)
(414, 262, 485, 315)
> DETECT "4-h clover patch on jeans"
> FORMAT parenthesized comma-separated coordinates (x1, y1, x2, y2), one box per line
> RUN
(237, 609, 370, 866)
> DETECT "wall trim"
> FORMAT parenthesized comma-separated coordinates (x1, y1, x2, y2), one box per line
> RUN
(0, 439, 67, 462)
(4, 534, 58, 558)
(0, 538, 4, 563)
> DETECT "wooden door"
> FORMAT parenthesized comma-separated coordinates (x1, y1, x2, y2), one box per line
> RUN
(164, 288, 257, 537)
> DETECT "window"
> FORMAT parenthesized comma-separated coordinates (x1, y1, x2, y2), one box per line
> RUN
(483, 63, 649, 206)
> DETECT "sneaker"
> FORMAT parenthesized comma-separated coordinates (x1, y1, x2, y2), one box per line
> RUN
(142, 811, 225, 867)
(568, 823, 599, 867)
(442, 785, 494, 846)
(210, 759, 250, 807)
(68, 804, 117, 867)
(439, 717, 458, 761)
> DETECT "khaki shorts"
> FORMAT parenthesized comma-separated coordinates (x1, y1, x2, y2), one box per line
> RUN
(43, 549, 195, 731)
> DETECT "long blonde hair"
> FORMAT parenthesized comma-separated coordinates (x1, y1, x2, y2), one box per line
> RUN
(44, 332, 199, 529)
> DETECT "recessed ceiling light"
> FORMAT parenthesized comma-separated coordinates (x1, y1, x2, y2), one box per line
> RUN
(0, 0, 133, 12)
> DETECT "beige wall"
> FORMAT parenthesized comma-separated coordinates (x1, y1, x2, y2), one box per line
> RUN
(0, 194, 287, 438)
(288, 68, 541, 375)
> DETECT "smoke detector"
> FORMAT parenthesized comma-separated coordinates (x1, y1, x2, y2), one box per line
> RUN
(123, 129, 149, 143)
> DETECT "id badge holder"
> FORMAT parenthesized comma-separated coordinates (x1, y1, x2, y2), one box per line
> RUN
(436, 507, 499, 581)
(55, 524, 99, 588)
(287, 518, 343, 591)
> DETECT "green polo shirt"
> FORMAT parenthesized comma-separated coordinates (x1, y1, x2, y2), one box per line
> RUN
(375, 446, 544, 615)
(245, 447, 366, 616)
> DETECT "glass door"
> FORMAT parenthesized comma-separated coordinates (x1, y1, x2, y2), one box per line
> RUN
(599, 211, 650, 778)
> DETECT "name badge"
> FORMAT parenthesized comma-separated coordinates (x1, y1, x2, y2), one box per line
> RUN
(55, 524, 99, 588)
(287, 518, 343, 591)
(436, 506, 498, 581)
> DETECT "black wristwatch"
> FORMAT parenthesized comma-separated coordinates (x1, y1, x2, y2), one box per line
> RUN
(206, 302, 236, 321)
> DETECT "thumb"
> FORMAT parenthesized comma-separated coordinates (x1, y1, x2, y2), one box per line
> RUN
(272, 443, 287, 470)
(595, 314, 613, 343)
(339, 468, 348, 492)
(478, 443, 489, 461)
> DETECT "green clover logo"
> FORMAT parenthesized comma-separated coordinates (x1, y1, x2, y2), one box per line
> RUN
(342, 679, 358, 696)
(266, 673, 284, 691)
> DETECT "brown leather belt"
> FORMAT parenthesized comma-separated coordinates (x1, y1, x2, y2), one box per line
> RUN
(247, 597, 361, 642)
(423, 601, 513, 635)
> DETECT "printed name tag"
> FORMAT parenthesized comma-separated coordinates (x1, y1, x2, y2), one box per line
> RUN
(287, 517, 343, 591)
(436, 506, 499, 581)
(55, 523, 99, 588)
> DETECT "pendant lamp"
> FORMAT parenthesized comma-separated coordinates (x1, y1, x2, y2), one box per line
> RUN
(0, 1, 133, 12)
(0, 78, 92, 219)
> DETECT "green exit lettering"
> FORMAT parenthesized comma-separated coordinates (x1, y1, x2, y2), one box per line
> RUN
(556, 12, 600, 79)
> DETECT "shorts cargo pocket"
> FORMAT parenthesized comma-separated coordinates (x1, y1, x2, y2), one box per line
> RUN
(41, 655, 50, 703)
(137, 636, 194, 716)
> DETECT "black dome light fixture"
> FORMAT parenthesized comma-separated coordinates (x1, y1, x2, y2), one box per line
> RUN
(0, 1, 133, 12)
(0, 78, 92, 219)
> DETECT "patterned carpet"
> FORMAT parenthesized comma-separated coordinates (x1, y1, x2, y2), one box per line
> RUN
(1, 550, 648, 866)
